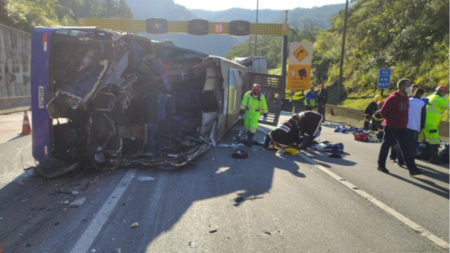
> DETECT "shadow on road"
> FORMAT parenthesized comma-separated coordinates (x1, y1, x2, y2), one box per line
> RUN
(388, 173, 449, 200)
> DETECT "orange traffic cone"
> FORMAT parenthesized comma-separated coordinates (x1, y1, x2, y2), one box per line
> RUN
(20, 110, 32, 135)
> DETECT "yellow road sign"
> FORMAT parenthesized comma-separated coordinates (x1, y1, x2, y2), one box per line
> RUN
(293, 45, 308, 62)
(287, 65, 311, 90)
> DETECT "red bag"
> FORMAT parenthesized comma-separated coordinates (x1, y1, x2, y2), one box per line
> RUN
(354, 133, 368, 142)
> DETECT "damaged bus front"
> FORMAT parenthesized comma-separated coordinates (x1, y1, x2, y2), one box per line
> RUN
(31, 27, 246, 178)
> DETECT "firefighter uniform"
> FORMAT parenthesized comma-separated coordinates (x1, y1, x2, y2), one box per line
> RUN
(240, 84, 268, 147)
(419, 93, 449, 145)
(241, 91, 268, 133)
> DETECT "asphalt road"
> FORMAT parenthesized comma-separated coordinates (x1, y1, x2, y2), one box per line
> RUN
(0, 112, 448, 253)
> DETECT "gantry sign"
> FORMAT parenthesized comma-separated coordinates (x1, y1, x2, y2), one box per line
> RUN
(77, 17, 289, 96)
(77, 18, 289, 37)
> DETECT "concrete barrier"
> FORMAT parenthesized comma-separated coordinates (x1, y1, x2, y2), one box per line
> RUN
(0, 96, 31, 114)
(324, 104, 449, 141)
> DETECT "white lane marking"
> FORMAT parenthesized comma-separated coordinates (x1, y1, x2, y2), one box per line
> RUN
(69, 169, 137, 253)
(298, 152, 449, 250)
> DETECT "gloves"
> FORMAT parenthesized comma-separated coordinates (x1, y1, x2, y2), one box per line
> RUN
(240, 114, 245, 120)
(262, 117, 267, 122)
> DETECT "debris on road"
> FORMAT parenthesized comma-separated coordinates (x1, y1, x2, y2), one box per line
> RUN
(217, 143, 244, 148)
(63, 200, 69, 204)
(56, 179, 90, 194)
(137, 176, 155, 182)
(232, 149, 249, 159)
(69, 198, 87, 208)
(18, 181, 24, 186)
(22, 198, 29, 203)
(209, 229, 217, 233)
(71, 191, 79, 196)
(233, 196, 246, 206)
(91, 249, 96, 253)
(188, 241, 196, 248)
(339, 178, 346, 181)
(131, 222, 139, 228)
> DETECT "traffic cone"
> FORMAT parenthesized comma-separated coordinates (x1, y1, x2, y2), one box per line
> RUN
(20, 110, 32, 135)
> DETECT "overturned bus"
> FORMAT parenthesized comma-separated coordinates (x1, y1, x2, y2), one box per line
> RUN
(30, 27, 282, 178)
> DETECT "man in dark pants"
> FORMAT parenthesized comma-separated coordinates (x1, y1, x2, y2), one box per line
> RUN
(263, 114, 302, 149)
(397, 88, 426, 167)
(377, 78, 424, 176)
(317, 84, 328, 121)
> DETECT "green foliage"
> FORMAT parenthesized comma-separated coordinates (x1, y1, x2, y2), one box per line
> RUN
(313, 0, 449, 93)
(1, 0, 133, 32)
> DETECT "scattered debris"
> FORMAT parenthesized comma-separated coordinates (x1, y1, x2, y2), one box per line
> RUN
(273, 218, 279, 221)
(69, 198, 87, 208)
(339, 178, 346, 181)
(329, 154, 342, 158)
(54, 222, 60, 226)
(25, 243, 31, 247)
(353, 187, 359, 190)
(209, 229, 217, 233)
(264, 230, 282, 236)
(63, 200, 69, 204)
(71, 191, 79, 196)
(131, 222, 139, 228)
(217, 143, 244, 148)
(56, 179, 90, 194)
(117, 248, 121, 253)
(91, 249, 96, 253)
(0, 217, 3, 220)
(232, 149, 249, 159)
(188, 241, 196, 248)
(18, 181, 24, 186)
(137, 176, 155, 182)
(22, 199, 29, 203)
(233, 196, 245, 206)
(276, 149, 285, 156)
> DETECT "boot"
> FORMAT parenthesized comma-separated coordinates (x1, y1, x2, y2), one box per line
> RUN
(245, 132, 254, 147)
(430, 145, 444, 164)
(263, 134, 271, 148)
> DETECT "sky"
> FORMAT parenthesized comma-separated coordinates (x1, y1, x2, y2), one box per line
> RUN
(173, 0, 347, 11)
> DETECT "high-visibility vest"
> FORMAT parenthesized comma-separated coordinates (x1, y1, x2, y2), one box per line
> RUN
(304, 91, 316, 106)
(240, 91, 268, 114)
(425, 93, 449, 126)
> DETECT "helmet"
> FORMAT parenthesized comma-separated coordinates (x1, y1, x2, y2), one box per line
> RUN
(373, 95, 383, 102)
(252, 84, 262, 94)
(377, 101, 385, 108)
(292, 113, 301, 122)
(436, 86, 449, 92)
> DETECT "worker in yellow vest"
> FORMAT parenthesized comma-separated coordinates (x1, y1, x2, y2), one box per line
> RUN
(419, 86, 449, 163)
(239, 84, 268, 147)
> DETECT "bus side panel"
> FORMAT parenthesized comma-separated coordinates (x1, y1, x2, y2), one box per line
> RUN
(31, 28, 54, 161)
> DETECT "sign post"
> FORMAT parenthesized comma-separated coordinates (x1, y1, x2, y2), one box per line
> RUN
(287, 42, 313, 90)
(377, 68, 392, 89)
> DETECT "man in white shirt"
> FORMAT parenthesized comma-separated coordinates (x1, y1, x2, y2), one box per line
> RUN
(397, 88, 426, 167)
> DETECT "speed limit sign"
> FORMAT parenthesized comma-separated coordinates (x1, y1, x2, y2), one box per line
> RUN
(213, 23, 224, 34)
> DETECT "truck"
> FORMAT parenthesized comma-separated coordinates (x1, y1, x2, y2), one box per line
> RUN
(31, 26, 282, 178)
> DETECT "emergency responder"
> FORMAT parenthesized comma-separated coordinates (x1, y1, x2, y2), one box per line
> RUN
(364, 95, 384, 130)
(304, 86, 317, 111)
(419, 85, 449, 163)
(317, 84, 328, 121)
(296, 111, 323, 150)
(239, 84, 268, 147)
(263, 114, 302, 149)
(372, 101, 385, 140)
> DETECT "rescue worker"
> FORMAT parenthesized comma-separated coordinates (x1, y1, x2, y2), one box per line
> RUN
(419, 85, 449, 163)
(296, 111, 323, 150)
(263, 114, 302, 149)
(304, 86, 317, 111)
(371, 101, 385, 140)
(317, 84, 328, 121)
(364, 94, 383, 130)
(240, 84, 268, 147)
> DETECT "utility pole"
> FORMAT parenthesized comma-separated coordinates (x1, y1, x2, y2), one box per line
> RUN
(337, 0, 349, 102)
(284, 10, 288, 24)
(254, 0, 259, 56)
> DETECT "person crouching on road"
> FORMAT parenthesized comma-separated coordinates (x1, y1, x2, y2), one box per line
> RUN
(419, 85, 449, 163)
(263, 113, 302, 149)
(377, 78, 424, 177)
(364, 95, 384, 130)
(239, 84, 268, 147)
(296, 111, 323, 150)
(304, 86, 317, 111)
